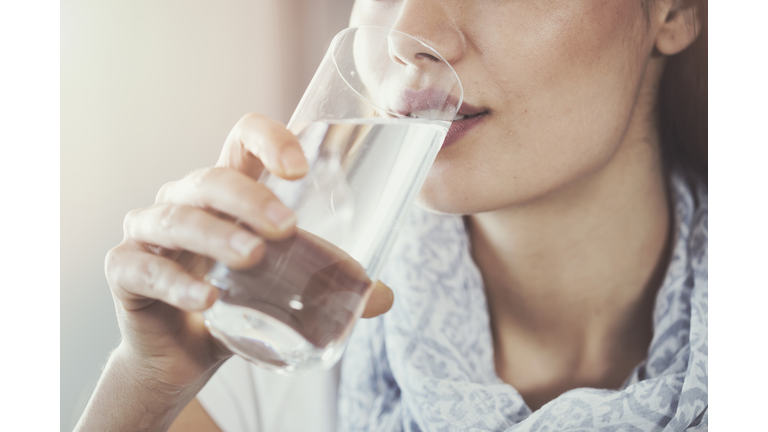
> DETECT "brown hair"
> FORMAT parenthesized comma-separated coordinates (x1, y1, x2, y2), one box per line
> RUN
(658, 0, 708, 184)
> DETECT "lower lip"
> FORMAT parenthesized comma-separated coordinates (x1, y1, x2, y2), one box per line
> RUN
(441, 113, 488, 148)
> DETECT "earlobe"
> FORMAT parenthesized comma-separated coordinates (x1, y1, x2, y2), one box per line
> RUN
(655, 6, 700, 55)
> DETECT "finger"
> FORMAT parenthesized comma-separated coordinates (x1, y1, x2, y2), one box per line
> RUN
(217, 113, 308, 180)
(124, 204, 266, 269)
(155, 167, 296, 240)
(105, 243, 218, 312)
(361, 281, 394, 319)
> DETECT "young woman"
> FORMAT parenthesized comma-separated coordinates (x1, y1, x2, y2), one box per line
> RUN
(75, 0, 708, 430)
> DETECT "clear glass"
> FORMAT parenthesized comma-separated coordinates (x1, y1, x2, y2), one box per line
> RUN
(203, 26, 463, 375)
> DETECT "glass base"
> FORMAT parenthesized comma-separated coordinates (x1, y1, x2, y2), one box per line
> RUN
(204, 300, 344, 375)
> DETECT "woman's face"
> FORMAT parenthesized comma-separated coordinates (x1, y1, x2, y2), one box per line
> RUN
(350, 0, 660, 214)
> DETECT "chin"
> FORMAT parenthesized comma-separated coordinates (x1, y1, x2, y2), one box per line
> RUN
(415, 191, 515, 216)
(413, 156, 483, 215)
(415, 179, 499, 216)
(414, 163, 573, 216)
(413, 195, 462, 215)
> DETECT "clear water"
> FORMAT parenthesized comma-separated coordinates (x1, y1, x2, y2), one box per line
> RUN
(204, 118, 448, 375)
(205, 228, 373, 374)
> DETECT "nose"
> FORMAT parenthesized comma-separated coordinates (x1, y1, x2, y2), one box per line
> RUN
(388, 0, 464, 67)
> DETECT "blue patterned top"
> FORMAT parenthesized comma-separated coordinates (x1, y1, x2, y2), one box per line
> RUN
(339, 171, 708, 431)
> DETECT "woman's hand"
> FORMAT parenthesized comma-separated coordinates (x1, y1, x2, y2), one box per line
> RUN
(105, 113, 310, 389)
(77, 114, 394, 431)
(108, 112, 394, 385)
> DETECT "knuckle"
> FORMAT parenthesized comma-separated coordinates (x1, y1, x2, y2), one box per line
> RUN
(158, 204, 185, 231)
(104, 245, 122, 283)
(187, 167, 210, 188)
(155, 180, 176, 204)
(122, 209, 141, 239)
(191, 166, 228, 190)
(104, 244, 136, 297)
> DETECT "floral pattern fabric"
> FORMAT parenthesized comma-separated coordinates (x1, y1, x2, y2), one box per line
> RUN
(339, 172, 708, 431)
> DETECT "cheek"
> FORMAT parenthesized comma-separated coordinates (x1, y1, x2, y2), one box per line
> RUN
(495, 0, 648, 134)
(417, 1, 652, 214)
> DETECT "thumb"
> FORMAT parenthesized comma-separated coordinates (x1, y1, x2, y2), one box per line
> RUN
(361, 280, 394, 319)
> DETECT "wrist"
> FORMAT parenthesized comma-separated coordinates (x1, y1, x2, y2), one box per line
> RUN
(111, 343, 197, 399)
(115, 334, 230, 392)
(74, 345, 210, 432)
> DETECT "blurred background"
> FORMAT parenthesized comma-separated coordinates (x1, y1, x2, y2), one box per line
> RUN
(61, 0, 353, 429)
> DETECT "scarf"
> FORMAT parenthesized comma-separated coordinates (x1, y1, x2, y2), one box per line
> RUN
(339, 172, 708, 431)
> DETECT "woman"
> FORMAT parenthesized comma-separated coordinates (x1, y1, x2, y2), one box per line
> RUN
(75, 0, 708, 430)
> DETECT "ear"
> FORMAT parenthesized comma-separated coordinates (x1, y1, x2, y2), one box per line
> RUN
(655, 2, 701, 55)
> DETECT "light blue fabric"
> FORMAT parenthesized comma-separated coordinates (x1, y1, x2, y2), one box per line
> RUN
(339, 172, 708, 431)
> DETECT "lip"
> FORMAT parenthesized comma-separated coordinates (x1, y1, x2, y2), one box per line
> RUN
(388, 89, 488, 148)
(389, 88, 460, 121)
(455, 101, 486, 117)
(442, 106, 489, 148)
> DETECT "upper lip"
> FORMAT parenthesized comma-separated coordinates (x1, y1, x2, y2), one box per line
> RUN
(388, 88, 488, 120)
(390, 88, 459, 119)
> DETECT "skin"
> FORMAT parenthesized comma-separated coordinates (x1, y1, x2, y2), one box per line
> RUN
(75, 0, 700, 430)
(74, 115, 394, 432)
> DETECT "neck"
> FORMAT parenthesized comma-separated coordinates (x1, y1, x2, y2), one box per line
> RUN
(468, 59, 672, 408)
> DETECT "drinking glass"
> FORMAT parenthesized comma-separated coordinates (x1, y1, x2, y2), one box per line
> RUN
(203, 25, 463, 375)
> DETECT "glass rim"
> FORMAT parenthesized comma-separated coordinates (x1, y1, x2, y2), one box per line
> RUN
(330, 25, 464, 122)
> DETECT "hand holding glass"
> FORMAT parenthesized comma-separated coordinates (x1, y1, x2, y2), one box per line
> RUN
(203, 26, 463, 375)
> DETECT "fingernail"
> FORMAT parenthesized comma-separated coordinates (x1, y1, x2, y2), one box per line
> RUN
(230, 230, 263, 257)
(281, 147, 308, 177)
(265, 200, 296, 231)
